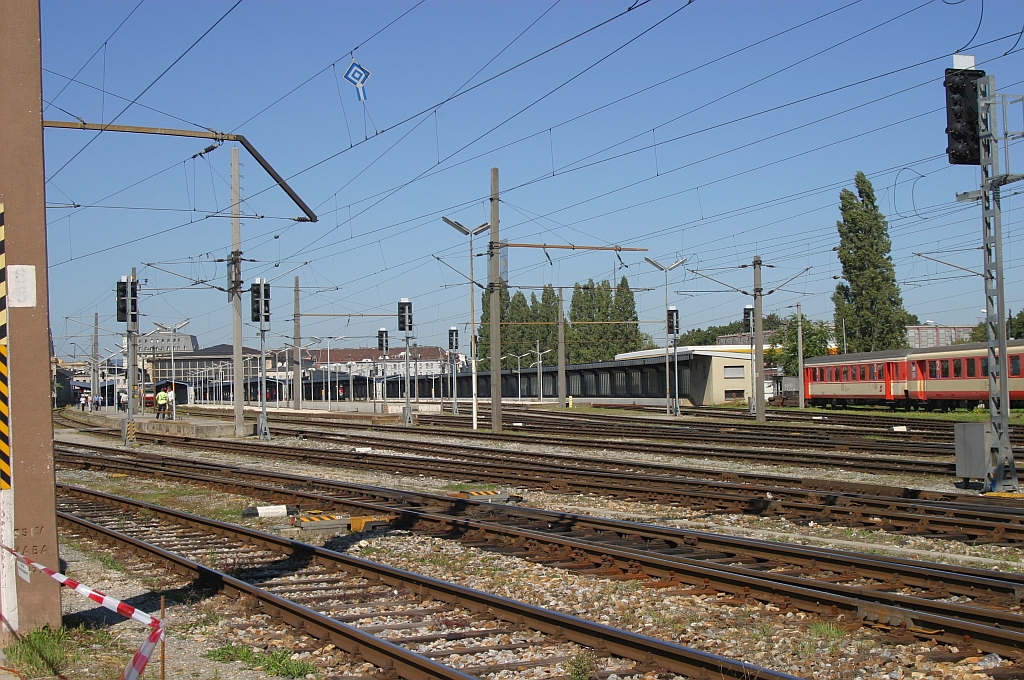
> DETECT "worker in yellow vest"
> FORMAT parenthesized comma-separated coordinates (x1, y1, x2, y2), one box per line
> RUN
(156, 388, 169, 420)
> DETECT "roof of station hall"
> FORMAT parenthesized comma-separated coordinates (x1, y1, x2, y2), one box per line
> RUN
(304, 347, 449, 363)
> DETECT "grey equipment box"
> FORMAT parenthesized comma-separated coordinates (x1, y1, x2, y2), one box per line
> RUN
(954, 422, 992, 480)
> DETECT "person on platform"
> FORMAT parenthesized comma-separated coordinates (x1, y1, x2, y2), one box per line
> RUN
(119, 392, 128, 412)
(155, 387, 168, 419)
(166, 384, 176, 420)
(79, 393, 87, 411)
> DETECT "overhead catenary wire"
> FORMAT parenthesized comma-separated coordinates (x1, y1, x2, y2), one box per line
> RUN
(46, 0, 245, 184)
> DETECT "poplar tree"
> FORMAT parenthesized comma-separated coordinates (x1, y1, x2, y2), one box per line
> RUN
(531, 285, 559, 355)
(611, 276, 643, 354)
(832, 172, 909, 353)
(568, 281, 597, 364)
(476, 284, 509, 371)
(504, 291, 533, 366)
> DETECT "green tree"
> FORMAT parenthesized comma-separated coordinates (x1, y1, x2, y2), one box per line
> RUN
(503, 291, 533, 367)
(611, 276, 644, 355)
(772, 315, 834, 376)
(969, 322, 987, 343)
(1009, 309, 1024, 340)
(832, 171, 909, 353)
(531, 285, 560, 356)
(678, 319, 744, 346)
(568, 280, 616, 363)
(476, 284, 510, 371)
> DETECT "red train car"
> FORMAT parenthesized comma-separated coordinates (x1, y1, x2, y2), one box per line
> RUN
(803, 340, 1024, 410)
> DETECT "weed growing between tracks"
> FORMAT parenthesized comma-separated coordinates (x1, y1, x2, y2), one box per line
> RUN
(206, 644, 318, 678)
(2, 625, 131, 679)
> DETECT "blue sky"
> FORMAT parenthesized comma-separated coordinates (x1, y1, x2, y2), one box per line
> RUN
(41, 0, 1024, 359)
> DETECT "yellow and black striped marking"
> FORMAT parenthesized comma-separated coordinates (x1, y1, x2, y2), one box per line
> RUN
(0, 344, 10, 490)
(0, 203, 6, 345)
(0, 204, 9, 489)
(297, 514, 345, 522)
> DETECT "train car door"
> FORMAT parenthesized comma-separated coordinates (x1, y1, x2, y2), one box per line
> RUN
(908, 360, 925, 400)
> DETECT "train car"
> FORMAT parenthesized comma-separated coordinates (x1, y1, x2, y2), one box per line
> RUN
(803, 339, 1024, 410)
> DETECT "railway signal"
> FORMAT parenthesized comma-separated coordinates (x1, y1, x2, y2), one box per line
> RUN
(116, 277, 138, 324)
(377, 328, 388, 353)
(398, 299, 413, 426)
(667, 306, 680, 416)
(116, 272, 140, 444)
(449, 327, 459, 415)
(251, 278, 271, 440)
(249, 279, 270, 324)
(944, 67, 985, 166)
(398, 298, 412, 332)
(944, 56, 1020, 491)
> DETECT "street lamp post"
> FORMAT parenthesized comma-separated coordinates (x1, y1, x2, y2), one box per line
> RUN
(318, 336, 345, 412)
(645, 257, 686, 416)
(532, 343, 554, 402)
(501, 352, 530, 401)
(443, 217, 489, 430)
(164, 319, 190, 421)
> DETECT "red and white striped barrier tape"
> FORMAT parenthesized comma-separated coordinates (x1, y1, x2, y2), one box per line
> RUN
(0, 544, 163, 680)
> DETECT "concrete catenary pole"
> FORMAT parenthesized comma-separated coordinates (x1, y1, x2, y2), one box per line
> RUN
(557, 289, 566, 408)
(292, 276, 301, 411)
(536, 339, 543, 402)
(664, 269, 670, 416)
(489, 168, 502, 432)
(0, 0, 62, 636)
(92, 313, 99, 410)
(797, 302, 805, 409)
(469, 232, 478, 429)
(753, 255, 765, 422)
(230, 147, 245, 435)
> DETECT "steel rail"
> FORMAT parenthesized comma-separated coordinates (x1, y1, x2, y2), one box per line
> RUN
(58, 513, 474, 680)
(423, 408, 1024, 455)
(121, 432, 1024, 540)
(57, 485, 799, 680)
(288, 428, 965, 497)
(56, 446, 1024, 592)
(52, 424, 1024, 542)
(55, 450, 1024, 656)
(54, 445, 1024, 593)
(174, 406, 957, 475)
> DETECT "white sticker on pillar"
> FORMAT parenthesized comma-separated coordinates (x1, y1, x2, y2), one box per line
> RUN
(7, 265, 36, 308)
(16, 559, 29, 583)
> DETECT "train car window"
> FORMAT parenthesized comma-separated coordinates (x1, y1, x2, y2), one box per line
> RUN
(941, 360, 949, 378)
(1012, 355, 1021, 377)
(928, 361, 937, 378)
(954, 359, 962, 377)
(842, 366, 848, 381)
(827, 367, 832, 381)
(967, 358, 976, 377)
(859, 365, 866, 380)
(910, 363, 917, 379)
(982, 357, 989, 376)
(869, 365, 876, 380)
(878, 363, 884, 379)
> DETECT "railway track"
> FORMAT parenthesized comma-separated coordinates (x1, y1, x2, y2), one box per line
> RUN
(57, 484, 798, 680)
(174, 407, 967, 474)
(599, 403, 1018, 440)
(54, 426, 1024, 544)
(178, 405, 966, 457)
(55, 445, 1024, 657)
